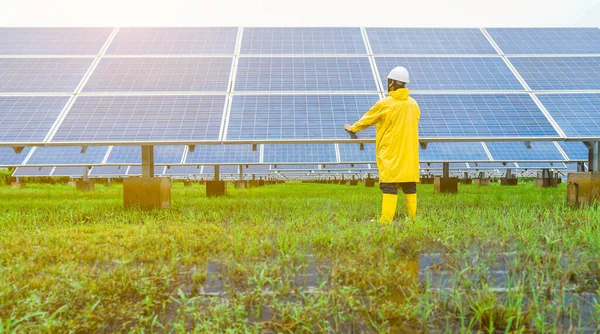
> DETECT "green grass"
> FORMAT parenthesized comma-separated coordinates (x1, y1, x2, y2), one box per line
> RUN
(0, 182, 599, 332)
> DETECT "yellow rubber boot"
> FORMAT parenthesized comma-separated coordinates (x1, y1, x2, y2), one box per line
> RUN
(405, 194, 417, 221)
(380, 194, 398, 223)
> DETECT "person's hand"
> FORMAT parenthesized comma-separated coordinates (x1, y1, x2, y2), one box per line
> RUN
(344, 124, 354, 132)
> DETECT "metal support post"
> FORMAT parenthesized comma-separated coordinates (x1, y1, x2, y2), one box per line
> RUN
(141, 145, 155, 178)
(442, 162, 450, 178)
(82, 166, 89, 181)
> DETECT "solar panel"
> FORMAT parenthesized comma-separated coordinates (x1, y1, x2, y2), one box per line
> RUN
(420, 142, 490, 162)
(272, 164, 320, 170)
(52, 166, 89, 177)
(486, 28, 600, 55)
(83, 57, 233, 93)
(414, 94, 559, 139)
(0, 28, 112, 55)
(558, 141, 588, 161)
(366, 28, 497, 55)
(234, 57, 377, 92)
(0, 96, 69, 144)
(202, 165, 241, 174)
(509, 57, 600, 91)
(0, 147, 32, 166)
(127, 166, 168, 175)
(26, 146, 109, 165)
(13, 166, 54, 177)
(374, 57, 523, 91)
(485, 142, 564, 161)
(240, 28, 367, 54)
(338, 143, 375, 163)
(226, 94, 379, 140)
(106, 145, 185, 164)
(107, 27, 238, 55)
(469, 162, 517, 169)
(420, 163, 469, 169)
(185, 144, 259, 164)
(263, 144, 337, 163)
(242, 165, 271, 174)
(517, 162, 567, 169)
(164, 165, 202, 176)
(536, 94, 600, 138)
(51, 95, 226, 144)
(0, 58, 94, 93)
(90, 165, 128, 177)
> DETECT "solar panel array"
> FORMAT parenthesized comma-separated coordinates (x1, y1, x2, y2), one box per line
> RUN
(1, 27, 598, 170)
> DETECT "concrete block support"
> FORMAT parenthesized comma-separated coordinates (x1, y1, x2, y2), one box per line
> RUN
(183, 180, 193, 187)
(460, 178, 473, 184)
(206, 180, 227, 196)
(567, 172, 600, 206)
(365, 178, 375, 187)
(234, 180, 247, 189)
(349, 180, 358, 186)
(76, 180, 95, 191)
(123, 177, 172, 209)
(434, 177, 458, 193)
(500, 178, 518, 186)
(475, 178, 491, 186)
(420, 176, 434, 184)
(11, 182, 26, 188)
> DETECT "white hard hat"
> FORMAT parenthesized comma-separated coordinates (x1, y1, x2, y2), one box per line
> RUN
(387, 66, 410, 83)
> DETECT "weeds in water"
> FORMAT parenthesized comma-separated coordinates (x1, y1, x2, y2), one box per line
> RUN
(0, 182, 599, 332)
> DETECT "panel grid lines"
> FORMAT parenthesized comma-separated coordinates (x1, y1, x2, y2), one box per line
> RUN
(0, 58, 94, 93)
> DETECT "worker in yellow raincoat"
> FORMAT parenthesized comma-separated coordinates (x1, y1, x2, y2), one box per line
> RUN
(345, 66, 420, 223)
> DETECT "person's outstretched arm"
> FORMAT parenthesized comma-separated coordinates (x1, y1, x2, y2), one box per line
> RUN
(344, 100, 386, 133)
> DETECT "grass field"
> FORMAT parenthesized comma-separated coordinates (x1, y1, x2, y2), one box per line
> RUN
(0, 182, 599, 333)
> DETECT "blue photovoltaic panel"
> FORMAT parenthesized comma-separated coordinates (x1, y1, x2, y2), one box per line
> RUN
(338, 143, 375, 163)
(241, 28, 367, 54)
(469, 162, 517, 169)
(374, 57, 523, 91)
(566, 162, 588, 172)
(235, 57, 377, 92)
(536, 94, 600, 138)
(242, 165, 271, 174)
(52, 166, 89, 177)
(263, 144, 337, 163)
(0, 28, 112, 55)
(558, 141, 588, 161)
(0, 58, 94, 93)
(420, 142, 490, 162)
(334, 164, 373, 169)
(90, 165, 128, 176)
(106, 146, 185, 164)
(128, 166, 167, 175)
(413, 94, 558, 138)
(486, 142, 564, 161)
(0, 96, 69, 144)
(227, 94, 379, 140)
(486, 28, 600, 55)
(0, 147, 32, 166)
(509, 57, 600, 91)
(202, 165, 241, 174)
(272, 164, 320, 170)
(83, 57, 233, 92)
(27, 146, 109, 165)
(185, 144, 259, 164)
(13, 167, 54, 177)
(51, 95, 225, 143)
(517, 162, 567, 169)
(420, 163, 468, 169)
(107, 27, 238, 55)
(164, 165, 202, 176)
(366, 28, 497, 55)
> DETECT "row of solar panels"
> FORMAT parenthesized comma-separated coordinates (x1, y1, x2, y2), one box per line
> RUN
(1, 27, 599, 55)
(11, 162, 575, 178)
(1, 93, 599, 146)
(0, 141, 588, 168)
(1, 56, 599, 94)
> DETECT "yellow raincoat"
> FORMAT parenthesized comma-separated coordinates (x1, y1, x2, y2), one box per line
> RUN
(350, 88, 420, 183)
